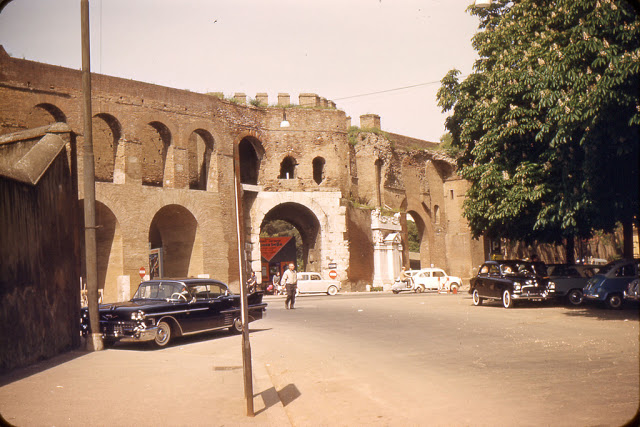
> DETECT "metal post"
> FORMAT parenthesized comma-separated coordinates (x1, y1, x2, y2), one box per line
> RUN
(233, 144, 254, 416)
(81, 0, 102, 351)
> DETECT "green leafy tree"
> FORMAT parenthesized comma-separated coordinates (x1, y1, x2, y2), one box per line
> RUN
(407, 219, 420, 253)
(437, 0, 639, 260)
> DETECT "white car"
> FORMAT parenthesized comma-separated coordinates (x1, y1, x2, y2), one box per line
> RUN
(296, 272, 341, 296)
(411, 268, 462, 292)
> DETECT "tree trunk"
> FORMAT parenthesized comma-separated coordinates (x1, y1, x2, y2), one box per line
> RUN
(622, 218, 634, 259)
(565, 236, 575, 264)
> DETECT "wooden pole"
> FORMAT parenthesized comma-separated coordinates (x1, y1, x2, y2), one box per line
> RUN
(233, 144, 254, 416)
(81, 0, 102, 351)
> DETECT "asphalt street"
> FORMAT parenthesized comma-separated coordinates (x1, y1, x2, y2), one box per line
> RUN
(1, 291, 638, 426)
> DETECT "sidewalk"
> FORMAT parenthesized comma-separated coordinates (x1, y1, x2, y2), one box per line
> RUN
(0, 332, 290, 426)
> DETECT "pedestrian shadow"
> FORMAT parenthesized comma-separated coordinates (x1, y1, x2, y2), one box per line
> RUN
(254, 383, 301, 415)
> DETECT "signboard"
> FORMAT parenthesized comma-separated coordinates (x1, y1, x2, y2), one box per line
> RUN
(328, 263, 337, 269)
(139, 267, 146, 279)
(260, 236, 292, 261)
(329, 270, 338, 280)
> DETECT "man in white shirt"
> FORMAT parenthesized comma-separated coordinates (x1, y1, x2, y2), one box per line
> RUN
(281, 263, 297, 309)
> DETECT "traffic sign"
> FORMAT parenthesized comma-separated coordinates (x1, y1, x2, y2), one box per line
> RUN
(329, 270, 338, 279)
(139, 267, 146, 278)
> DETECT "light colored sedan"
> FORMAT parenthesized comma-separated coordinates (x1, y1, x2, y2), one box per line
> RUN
(296, 272, 341, 296)
(411, 268, 462, 292)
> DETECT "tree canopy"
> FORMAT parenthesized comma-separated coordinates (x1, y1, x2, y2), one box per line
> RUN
(437, 0, 639, 254)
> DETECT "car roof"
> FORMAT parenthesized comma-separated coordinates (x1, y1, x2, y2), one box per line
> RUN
(142, 278, 227, 286)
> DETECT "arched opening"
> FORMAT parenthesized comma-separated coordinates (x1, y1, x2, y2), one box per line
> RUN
(312, 157, 325, 184)
(93, 113, 121, 183)
(188, 129, 214, 190)
(26, 103, 67, 128)
(148, 205, 202, 278)
(374, 158, 383, 207)
(260, 203, 321, 279)
(279, 156, 297, 179)
(95, 202, 124, 301)
(434, 205, 441, 224)
(407, 210, 428, 270)
(141, 121, 171, 187)
(239, 136, 261, 185)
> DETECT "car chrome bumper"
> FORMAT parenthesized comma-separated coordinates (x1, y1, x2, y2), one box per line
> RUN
(511, 293, 551, 301)
(104, 325, 159, 343)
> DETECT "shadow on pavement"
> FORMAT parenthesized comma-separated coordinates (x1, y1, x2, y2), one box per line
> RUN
(254, 383, 301, 415)
(0, 350, 88, 387)
(561, 303, 639, 321)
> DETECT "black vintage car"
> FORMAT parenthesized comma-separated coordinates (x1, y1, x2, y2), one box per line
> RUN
(469, 260, 555, 308)
(80, 278, 267, 347)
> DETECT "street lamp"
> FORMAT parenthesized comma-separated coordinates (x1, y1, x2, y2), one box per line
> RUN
(280, 109, 290, 128)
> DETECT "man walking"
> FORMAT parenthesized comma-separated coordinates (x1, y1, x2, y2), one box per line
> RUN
(281, 263, 297, 309)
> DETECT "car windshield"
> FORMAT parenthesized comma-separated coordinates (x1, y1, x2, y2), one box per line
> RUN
(596, 262, 617, 276)
(133, 282, 186, 300)
(500, 262, 535, 276)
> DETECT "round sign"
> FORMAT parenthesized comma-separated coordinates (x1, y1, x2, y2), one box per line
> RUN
(329, 270, 338, 280)
(139, 267, 146, 278)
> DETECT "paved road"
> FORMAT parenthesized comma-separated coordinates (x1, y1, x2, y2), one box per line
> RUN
(0, 291, 637, 426)
(253, 292, 639, 426)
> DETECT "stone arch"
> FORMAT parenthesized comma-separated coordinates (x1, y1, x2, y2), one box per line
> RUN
(148, 204, 202, 278)
(187, 128, 214, 190)
(238, 135, 264, 185)
(26, 103, 67, 128)
(260, 202, 321, 271)
(93, 113, 122, 183)
(141, 121, 171, 187)
(95, 201, 124, 302)
(279, 156, 297, 179)
(312, 156, 325, 184)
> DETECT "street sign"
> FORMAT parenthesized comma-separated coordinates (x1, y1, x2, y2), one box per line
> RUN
(329, 270, 338, 279)
(328, 263, 337, 269)
(139, 267, 146, 278)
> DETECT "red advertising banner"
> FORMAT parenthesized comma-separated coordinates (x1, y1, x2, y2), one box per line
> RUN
(260, 236, 292, 261)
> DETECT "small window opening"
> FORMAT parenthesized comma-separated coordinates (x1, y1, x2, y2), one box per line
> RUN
(279, 156, 296, 179)
(313, 157, 325, 184)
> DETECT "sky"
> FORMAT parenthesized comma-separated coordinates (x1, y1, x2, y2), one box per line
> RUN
(0, 0, 481, 142)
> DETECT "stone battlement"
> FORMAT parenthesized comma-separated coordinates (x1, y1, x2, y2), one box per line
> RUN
(217, 91, 337, 109)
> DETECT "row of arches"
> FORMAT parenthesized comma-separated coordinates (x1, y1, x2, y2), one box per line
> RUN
(27, 102, 216, 190)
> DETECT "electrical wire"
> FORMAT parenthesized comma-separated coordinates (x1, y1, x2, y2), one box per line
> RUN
(333, 75, 468, 101)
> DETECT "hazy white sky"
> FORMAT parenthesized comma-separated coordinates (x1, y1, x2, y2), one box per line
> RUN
(0, 0, 480, 141)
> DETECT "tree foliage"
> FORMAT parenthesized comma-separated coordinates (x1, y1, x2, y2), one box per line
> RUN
(437, 0, 639, 247)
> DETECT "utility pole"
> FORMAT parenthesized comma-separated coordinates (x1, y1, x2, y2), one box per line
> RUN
(233, 144, 254, 416)
(81, 0, 102, 351)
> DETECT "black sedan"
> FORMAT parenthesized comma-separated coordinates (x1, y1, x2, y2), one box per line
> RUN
(469, 260, 555, 308)
(81, 278, 267, 347)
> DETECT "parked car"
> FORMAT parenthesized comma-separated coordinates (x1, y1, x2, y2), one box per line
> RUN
(583, 259, 639, 309)
(80, 278, 267, 347)
(469, 260, 555, 308)
(411, 268, 463, 292)
(547, 264, 601, 306)
(624, 278, 639, 302)
(296, 272, 341, 295)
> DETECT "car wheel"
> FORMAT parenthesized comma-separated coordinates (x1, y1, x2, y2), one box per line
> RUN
(472, 289, 483, 306)
(154, 320, 172, 347)
(229, 317, 243, 334)
(450, 283, 459, 293)
(327, 285, 338, 296)
(606, 293, 623, 309)
(392, 290, 400, 294)
(566, 289, 583, 306)
(502, 290, 513, 309)
(415, 285, 424, 293)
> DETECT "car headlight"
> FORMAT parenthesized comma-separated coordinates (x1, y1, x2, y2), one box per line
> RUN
(548, 281, 556, 291)
(513, 283, 522, 291)
(131, 310, 145, 321)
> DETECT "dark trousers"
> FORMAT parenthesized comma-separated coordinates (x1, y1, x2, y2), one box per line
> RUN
(285, 284, 296, 308)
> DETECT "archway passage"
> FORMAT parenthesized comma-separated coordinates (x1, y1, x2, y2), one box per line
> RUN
(148, 204, 202, 278)
(95, 202, 123, 301)
(238, 136, 262, 185)
(26, 103, 67, 128)
(407, 209, 430, 270)
(260, 203, 321, 275)
(93, 113, 121, 182)
(188, 129, 214, 190)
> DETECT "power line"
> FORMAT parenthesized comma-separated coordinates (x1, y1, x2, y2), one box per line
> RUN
(333, 79, 442, 101)
(333, 75, 468, 101)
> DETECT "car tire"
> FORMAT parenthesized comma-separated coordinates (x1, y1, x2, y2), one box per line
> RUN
(566, 289, 583, 306)
(327, 285, 338, 296)
(229, 317, 243, 334)
(606, 293, 623, 310)
(154, 320, 172, 347)
(415, 286, 424, 293)
(450, 283, 459, 293)
(502, 290, 513, 309)
(472, 289, 483, 306)
(392, 290, 400, 294)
